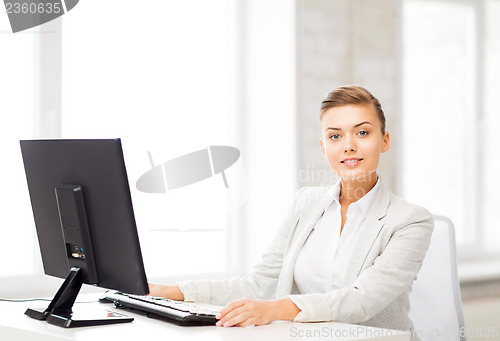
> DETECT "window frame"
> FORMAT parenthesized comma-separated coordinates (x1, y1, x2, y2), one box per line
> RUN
(0, 1, 246, 296)
(2, 0, 298, 298)
(401, 0, 500, 268)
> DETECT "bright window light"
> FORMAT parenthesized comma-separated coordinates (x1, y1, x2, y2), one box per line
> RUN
(0, 16, 36, 276)
(403, 0, 500, 258)
(60, 0, 235, 278)
(403, 0, 475, 247)
(483, 0, 500, 253)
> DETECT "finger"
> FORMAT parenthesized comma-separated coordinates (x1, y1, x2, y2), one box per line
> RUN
(236, 318, 257, 327)
(216, 305, 244, 326)
(216, 299, 247, 320)
(216, 305, 249, 327)
(219, 308, 251, 327)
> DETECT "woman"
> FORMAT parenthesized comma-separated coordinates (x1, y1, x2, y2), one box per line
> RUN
(149, 86, 433, 337)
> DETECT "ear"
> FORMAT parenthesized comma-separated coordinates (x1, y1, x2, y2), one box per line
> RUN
(320, 138, 326, 155)
(381, 131, 390, 153)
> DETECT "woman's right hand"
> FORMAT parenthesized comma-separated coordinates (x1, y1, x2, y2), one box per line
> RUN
(147, 283, 185, 301)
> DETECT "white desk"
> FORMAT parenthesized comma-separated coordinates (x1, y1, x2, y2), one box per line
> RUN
(0, 295, 410, 341)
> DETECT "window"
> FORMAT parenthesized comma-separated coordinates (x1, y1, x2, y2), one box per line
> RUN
(1, 0, 296, 295)
(482, 0, 500, 253)
(0, 0, 239, 292)
(402, 0, 500, 259)
(60, 0, 237, 279)
(0, 16, 36, 277)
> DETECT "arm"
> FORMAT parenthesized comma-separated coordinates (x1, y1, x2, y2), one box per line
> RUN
(215, 297, 301, 327)
(154, 187, 308, 305)
(147, 283, 303, 327)
(148, 283, 184, 300)
(289, 205, 434, 323)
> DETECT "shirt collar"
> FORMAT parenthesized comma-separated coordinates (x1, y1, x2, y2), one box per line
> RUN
(324, 180, 342, 210)
(324, 177, 381, 218)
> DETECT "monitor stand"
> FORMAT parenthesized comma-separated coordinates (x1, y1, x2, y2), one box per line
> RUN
(25, 267, 133, 328)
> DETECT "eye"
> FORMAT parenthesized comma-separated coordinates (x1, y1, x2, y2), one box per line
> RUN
(330, 134, 341, 140)
(357, 130, 368, 137)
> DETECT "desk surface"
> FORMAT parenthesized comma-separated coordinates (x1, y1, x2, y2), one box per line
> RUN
(0, 295, 410, 341)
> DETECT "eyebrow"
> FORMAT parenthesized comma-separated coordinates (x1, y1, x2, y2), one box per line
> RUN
(325, 121, 373, 131)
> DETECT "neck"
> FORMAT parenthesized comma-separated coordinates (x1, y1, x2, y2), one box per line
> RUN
(339, 175, 378, 205)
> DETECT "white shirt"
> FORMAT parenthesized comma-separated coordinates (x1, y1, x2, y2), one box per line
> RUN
(294, 178, 381, 294)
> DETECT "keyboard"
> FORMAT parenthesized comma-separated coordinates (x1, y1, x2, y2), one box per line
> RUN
(103, 291, 220, 326)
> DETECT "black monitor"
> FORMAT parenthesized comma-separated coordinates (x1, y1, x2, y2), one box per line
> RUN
(20, 138, 149, 327)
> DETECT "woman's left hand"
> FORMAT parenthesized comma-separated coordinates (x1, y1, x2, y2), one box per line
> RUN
(215, 298, 300, 327)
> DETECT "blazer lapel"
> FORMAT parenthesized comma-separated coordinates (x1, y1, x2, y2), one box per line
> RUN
(287, 206, 325, 263)
(277, 188, 328, 296)
(344, 181, 392, 285)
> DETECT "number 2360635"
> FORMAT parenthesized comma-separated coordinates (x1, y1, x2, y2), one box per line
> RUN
(5, 2, 62, 14)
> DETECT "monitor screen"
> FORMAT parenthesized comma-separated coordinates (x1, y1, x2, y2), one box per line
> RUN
(20, 138, 149, 327)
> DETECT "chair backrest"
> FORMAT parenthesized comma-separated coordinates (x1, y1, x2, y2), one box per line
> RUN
(409, 215, 466, 341)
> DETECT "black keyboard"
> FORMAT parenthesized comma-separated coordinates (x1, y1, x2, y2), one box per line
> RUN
(103, 292, 219, 326)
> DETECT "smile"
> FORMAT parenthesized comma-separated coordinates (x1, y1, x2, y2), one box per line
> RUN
(341, 158, 363, 166)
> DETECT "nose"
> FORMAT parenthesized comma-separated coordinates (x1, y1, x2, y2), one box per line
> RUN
(343, 136, 357, 153)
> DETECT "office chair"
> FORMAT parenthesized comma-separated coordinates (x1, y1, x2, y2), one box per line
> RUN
(409, 215, 467, 341)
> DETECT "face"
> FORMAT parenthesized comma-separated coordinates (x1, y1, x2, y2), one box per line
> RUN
(320, 104, 390, 185)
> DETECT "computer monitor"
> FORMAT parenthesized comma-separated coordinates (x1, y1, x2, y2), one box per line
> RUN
(20, 138, 149, 328)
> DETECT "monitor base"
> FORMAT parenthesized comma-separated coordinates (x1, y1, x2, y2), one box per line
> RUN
(25, 267, 134, 328)
(25, 307, 50, 321)
(46, 311, 133, 328)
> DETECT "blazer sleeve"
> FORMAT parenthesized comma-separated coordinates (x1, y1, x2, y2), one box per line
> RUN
(177, 187, 307, 305)
(288, 204, 434, 323)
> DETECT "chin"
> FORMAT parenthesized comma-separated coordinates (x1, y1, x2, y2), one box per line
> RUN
(339, 170, 376, 183)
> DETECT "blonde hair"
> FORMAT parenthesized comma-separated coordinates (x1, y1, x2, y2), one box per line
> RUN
(320, 85, 386, 134)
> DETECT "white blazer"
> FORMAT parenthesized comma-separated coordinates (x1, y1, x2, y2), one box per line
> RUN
(178, 180, 434, 336)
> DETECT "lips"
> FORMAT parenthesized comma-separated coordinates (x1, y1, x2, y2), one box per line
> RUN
(341, 158, 363, 166)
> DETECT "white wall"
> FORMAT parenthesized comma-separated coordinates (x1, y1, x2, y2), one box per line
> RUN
(296, 0, 401, 192)
(236, 0, 297, 271)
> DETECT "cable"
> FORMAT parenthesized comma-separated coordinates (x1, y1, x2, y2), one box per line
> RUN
(0, 298, 97, 303)
(0, 298, 52, 302)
